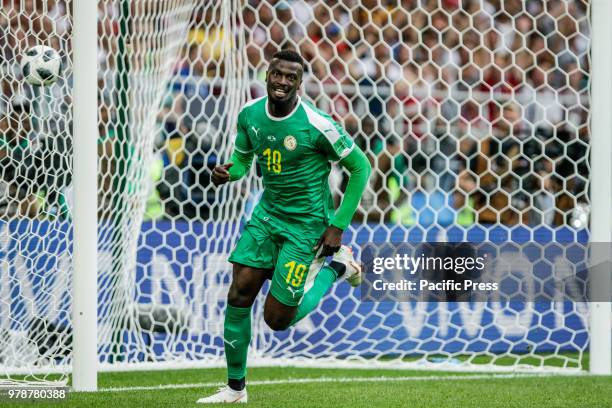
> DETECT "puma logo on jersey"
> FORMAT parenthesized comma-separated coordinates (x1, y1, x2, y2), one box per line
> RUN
(224, 338, 238, 349)
(286, 286, 299, 299)
(250, 126, 260, 138)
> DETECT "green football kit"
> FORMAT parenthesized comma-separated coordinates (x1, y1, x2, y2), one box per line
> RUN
(227, 96, 370, 306)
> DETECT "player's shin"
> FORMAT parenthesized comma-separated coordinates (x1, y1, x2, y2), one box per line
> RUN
(224, 304, 252, 390)
(289, 246, 361, 326)
(289, 265, 338, 326)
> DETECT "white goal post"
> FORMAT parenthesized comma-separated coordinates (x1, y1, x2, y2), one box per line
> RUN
(588, 0, 612, 376)
(72, 0, 98, 391)
(0, 0, 610, 391)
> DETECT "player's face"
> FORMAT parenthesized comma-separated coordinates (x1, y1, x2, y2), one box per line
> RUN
(266, 59, 303, 104)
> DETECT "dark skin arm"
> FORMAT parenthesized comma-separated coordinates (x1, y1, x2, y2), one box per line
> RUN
(211, 162, 233, 186)
(314, 225, 343, 257)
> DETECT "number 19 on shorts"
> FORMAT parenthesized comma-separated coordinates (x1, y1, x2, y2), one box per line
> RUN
(284, 261, 306, 287)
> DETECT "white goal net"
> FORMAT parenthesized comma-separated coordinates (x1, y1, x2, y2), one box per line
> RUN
(0, 0, 600, 385)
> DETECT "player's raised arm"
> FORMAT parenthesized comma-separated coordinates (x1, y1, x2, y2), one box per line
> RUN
(333, 145, 371, 230)
(212, 111, 255, 186)
(315, 144, 371, 256)
(311, 112, 372, 255)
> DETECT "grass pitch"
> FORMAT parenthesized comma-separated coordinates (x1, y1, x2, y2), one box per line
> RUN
(23, 367, 612, 408)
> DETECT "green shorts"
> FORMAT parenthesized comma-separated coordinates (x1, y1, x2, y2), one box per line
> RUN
(228, 206, 327, 306)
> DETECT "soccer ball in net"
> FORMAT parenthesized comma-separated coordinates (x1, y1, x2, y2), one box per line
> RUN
(20, 45, 62, 86)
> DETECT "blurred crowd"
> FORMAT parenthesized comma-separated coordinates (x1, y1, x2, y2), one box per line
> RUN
(0, 0, 592, 228)
(161, 0, 590, 227)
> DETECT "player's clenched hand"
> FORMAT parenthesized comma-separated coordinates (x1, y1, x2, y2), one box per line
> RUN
(211, 163, 233, 186)
(314, 226, 343, 257)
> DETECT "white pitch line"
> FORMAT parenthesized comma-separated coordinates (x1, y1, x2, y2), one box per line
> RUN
(97, 372, 576, 393)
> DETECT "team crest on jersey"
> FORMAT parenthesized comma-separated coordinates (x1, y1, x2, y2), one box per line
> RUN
(283, 135, 297, 151)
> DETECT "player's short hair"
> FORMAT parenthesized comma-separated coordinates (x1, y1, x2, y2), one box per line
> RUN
(271, 50, 304, 69)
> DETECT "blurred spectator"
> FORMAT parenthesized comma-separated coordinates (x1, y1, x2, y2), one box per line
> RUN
(0, 97, 39, 218)
(454, 171, 476, 227)
(469, 103, 527, 225)
(98, 100, 115, 220)
(368, 136, 410, 224)
(188, 5, 231, 78)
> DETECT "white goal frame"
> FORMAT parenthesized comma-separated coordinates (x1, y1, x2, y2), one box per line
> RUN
(72, 0, 97, 392)
(588, 0, 612, 377)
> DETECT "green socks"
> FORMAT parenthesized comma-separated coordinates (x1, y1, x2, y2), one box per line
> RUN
(224, 304, 252, 381)
(289, 265, 338, 326)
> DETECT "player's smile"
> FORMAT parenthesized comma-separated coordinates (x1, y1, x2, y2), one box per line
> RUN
(272, 87, 288, 98)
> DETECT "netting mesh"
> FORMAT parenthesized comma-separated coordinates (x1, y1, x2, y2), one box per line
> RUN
(95, 0, 197, 367)
(0, 0, 594, 384)
(0, 0, 74, 385)
(0, 0, 195, 384)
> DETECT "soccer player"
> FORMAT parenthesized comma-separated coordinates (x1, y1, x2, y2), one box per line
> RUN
(197, 50, 371, 404)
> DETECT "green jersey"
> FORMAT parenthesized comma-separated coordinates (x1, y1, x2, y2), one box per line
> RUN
(234, 96, 354, 224)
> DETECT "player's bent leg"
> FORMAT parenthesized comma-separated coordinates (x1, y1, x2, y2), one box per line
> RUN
(263, 232, 316, 330)
(263, 293, 297, 331)
(288, 264, 336, 326)
(289, 246, 361, 326)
